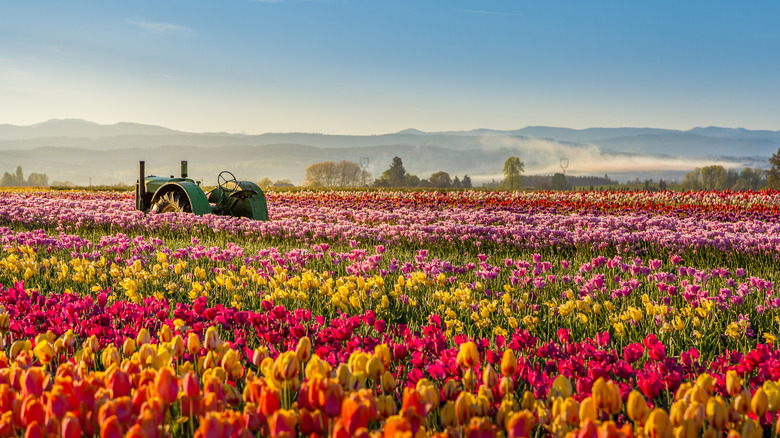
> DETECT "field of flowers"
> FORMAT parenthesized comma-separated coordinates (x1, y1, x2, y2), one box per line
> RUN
(1, 187, 780, 437)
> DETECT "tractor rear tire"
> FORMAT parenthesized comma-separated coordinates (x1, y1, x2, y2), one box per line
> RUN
(150, 191, 192, 214)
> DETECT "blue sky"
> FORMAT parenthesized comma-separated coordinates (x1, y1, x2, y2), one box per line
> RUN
(2, 0, 779, 134)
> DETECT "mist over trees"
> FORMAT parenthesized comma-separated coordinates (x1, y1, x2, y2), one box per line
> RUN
(0, 166, 49, 187)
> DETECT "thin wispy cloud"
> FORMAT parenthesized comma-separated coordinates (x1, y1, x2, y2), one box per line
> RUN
(128, 20, 196, 36)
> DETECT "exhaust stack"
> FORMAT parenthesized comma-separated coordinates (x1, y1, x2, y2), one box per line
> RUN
(137, 161, 146, 210)
(181, 160, 188, 178)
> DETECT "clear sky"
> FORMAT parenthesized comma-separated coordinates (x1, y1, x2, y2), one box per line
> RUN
(2, 0, 779, 135)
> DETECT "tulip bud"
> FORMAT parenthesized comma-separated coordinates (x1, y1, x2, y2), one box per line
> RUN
(101, 346, 121, 370)
(683, 401, 705, 430)
(61, 413, 82, 438)
(121, 338, 136, 357)
(550, 375, 573, 399)
(10, 340, 31, 360)
(499, 376, 514, 398)
(442, 379, 460, 402)
(366, 356, 385, 381)
(674, 419, 697, 438)
(501, 349, 518, 377)
(273, 351, 299, 381)
(295, 337, 312, 363)
(154, 367, 179, 405)
(627, 390, 650, 425)
(440, 401, 457, 428)
(644, 408, 673, 438)
(483, 364, 499, 388)
(669, 400, 687, 427)
(706, 396, 728, 430)
(187, 333, 201, 356)
(456, 341, 480, 370)
(579, 396, 598, 423)
(455, 391, 476, 425)
(732, 390, 752, 419)
(220, 349, 239, 373)
(158, 325, 173, 343)
(136, 328, 151, 347)
(506, 410, 536, 438)
(726, 370, 742, 398)
(204, 327, 220, 352)
(374, 344, 392, 367)
(751, 387, 769, 418)
(521, 391, 536, 411)
(169, 335, 185, 358)
(741, 418, 761, 438)
(33, 341, 55, 365)
(252, 347, 267, 367)
(381, 371, 396, 394)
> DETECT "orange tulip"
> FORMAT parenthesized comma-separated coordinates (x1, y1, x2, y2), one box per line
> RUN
(506, 410, 536, 438)
(20, 395, 45, 428)
(627, 390, 649, 424)
(273, 352, 300, 381)
(194, 413, 223, 438)
(299, 408, 326, 436)
(384, 415, 415, 438)
(342, 393, 372, 434)
(268, 409, 297, 438)
(21, 368, 46, 399)
(61, 413, 82, 438)
(466, 416, 496, 438)
(154, 367, 179, 405)
(258, 383, 281, 417)
(107, 369, 131, 398)
(99, 415, 123, 438)
(319, 379, 344, 418)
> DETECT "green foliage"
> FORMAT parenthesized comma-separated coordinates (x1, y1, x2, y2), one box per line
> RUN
(0, 166, 49, 187)
(681, 165, 766, 191)
(503, 156, 524, 190)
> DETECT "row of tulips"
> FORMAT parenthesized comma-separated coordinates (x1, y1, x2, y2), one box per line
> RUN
(1, 224, 779, 356)
(2, 290, 780, 437)
(2, 280, 780, 412)
(4, 190, 780, 257)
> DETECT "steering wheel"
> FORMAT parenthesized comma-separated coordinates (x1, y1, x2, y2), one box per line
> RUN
(217, 171, 238, 193)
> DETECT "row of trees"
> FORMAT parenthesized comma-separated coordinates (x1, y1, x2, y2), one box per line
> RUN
(372, 157, 472, 188)
(304, 160, 371, 187)
(0, 166, 49, 187)
(680, 166, 766, 191)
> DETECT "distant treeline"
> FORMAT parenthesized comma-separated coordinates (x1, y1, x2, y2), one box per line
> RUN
(481, 174, 619, 189)
(522, 174, 619, 188)
(0, 166, 49, 187)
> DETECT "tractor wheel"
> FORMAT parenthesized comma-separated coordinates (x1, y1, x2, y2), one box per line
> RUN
(150, 191, 192, 214)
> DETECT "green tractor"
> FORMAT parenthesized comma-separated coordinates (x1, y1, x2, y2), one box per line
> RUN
(135, 161, 268, 221)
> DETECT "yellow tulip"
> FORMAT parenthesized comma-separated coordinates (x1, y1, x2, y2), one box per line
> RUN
(726, 370, 742, 398)
(187, 332, 201, 356)
(733, 388, 751, 415)
(456, 341, 480, 370)
(366, 356, 385, 381)
(673, 419, 697, 438)
(706, 396, 728, 430)
(550, 375, 573, 399)
(295, 336, 312, 363)
(645, 408, 673, 438)
(579, 397, 598, 424)
(627, 390, 650, 425)
(501, 349, 517, 377)
(751, 387, 769, 418)
(122, 338, 136, 357)
(33, 340, 55, 365)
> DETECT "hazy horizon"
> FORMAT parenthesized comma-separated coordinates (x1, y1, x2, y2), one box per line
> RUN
(2, 1, 780, 135)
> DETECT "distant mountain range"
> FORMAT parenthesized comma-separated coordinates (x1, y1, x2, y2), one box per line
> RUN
(0, 119, 777, 186)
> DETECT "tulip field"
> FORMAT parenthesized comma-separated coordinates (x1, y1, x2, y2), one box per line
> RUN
(3, 188, 780, 438)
